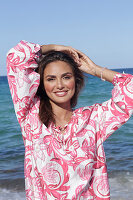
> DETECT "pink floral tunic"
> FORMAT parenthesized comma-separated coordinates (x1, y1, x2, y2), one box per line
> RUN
(7, 40, 133, 200)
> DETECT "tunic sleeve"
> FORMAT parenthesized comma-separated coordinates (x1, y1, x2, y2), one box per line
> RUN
(97, 73, 133, 142)
(6, 40, 41, 125)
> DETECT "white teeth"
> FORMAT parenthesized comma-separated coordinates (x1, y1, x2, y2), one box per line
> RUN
(54, 91, 67, 96)
(56, 92, 66, 94)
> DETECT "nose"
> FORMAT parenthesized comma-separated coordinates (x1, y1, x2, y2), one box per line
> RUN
(56, 79, 64, 90)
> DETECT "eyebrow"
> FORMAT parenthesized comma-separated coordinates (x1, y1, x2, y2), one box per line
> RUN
(45, 72, 73, 78)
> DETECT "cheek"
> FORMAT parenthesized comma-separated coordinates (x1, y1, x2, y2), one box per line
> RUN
(67, 79, 75, 90)
(44, 82, 53, 93)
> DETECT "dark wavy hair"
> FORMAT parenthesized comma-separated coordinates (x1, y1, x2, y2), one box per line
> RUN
(36, 51, 84, 127)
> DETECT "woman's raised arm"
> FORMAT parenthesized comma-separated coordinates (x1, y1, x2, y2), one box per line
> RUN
(7, 40, 41, 125)
(74, 49, 133, 142)
(75, 49, 118, 83)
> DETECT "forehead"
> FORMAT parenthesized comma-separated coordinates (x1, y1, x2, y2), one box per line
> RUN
(44, 61, 73, 75)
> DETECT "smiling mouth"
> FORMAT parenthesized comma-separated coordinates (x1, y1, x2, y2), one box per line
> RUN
(54, 91, 68, 97)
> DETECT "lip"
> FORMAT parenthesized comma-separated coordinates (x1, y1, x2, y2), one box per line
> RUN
(54, 90, 68, 97)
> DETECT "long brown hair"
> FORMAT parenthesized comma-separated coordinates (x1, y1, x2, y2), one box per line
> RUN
(36, 51, 84, 127)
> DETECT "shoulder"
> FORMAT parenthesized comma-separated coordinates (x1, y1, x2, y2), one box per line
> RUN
(73, 104, 99, 118)
(112, 72, 133, 85)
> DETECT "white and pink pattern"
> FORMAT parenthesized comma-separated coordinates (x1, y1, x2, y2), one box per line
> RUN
(7, 40, 133, 200)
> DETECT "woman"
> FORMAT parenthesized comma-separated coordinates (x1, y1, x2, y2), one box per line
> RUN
(7, 40, 133, 200)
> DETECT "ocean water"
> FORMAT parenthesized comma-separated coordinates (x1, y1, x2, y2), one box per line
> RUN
(0, 68, 133, 200)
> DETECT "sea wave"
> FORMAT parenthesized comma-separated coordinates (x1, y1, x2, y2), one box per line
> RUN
(109, 171, 133, 200)
(0, 188, 25, 200)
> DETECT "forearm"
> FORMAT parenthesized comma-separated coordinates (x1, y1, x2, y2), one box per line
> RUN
(93, 65, 118, 83)
(40, 44, 56, 54)
(76, 49, 118, 83)
(82, 62, 118, 83)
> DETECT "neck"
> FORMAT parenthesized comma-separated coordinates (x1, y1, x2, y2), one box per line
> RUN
(50, 101, 73, 127)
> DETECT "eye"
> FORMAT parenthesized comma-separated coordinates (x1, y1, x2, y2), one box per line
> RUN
(47, 78, 55, 81)
(64, 76, 71, 80)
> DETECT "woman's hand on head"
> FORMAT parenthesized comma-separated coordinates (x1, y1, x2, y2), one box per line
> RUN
(75, 49, 97, 75)
(41, 44, 80, 64)
(40, 44, 97, 75)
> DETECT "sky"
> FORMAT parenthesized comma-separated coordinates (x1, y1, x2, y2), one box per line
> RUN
(0, 0, 133, 76)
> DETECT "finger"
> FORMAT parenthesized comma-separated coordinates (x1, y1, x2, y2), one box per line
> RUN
(78, 60, 82, 67)
(71, 51, 80, 63)
(73, 49, 84, 58)
(63, 49, 80, 64)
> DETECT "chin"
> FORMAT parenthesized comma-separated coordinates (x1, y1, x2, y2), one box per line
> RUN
(50, 98, 71, 107)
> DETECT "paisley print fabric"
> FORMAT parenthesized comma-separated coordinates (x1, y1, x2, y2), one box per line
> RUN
(7, 40, 133, 200)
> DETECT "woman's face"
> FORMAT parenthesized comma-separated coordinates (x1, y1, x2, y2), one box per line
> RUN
(43, 60, 75, 107)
